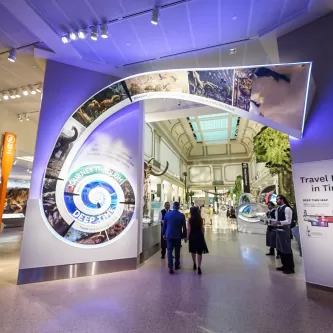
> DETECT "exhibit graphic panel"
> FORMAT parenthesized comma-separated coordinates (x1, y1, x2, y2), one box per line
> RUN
(293, 159, 333, 288)
(124, 63, 312, 138)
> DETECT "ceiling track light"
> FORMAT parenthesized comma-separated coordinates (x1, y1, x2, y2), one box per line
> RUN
(10, 90, 16, 99)
(151, 6, 160, 25)
(28, 85, 36, 95)
(0, 83, 42, 103)
(8, 48, 17, 62)
(100, 23, 108, 38)
(25, 113, 30, 121)
(69, 31, 78, 41)
(90, 26, 99, 41)
(36, 83, 43, 93)
(18, 114, 23, 122)
(22, 87, 29, 96)
(61, 35, 70, 44)
(78, 29, 88, 39)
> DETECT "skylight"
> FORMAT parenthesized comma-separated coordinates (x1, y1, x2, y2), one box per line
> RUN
(187, 114, 240, 144)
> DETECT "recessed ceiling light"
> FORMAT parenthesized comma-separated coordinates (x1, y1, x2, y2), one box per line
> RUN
(3, 91, 9, 100)
(232, 16, 237, 20)
(61, 35, 70, 44)
(8, 49, 17, 62)
(90, 26, 99, 41)
(69, 31, 78, 40)
(151, 6, 160, 25)
(100, 23, 108, 38)
(229, 48, 237, 55)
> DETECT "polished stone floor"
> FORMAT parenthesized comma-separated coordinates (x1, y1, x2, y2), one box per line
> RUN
(1, 217, 333, 333)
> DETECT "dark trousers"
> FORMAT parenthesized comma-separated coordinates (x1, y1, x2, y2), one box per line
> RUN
(280, 251, 295, 272)
(161, 234, 167, 257)
(167, 239, 181, 269)
(268, 247, 275, 254)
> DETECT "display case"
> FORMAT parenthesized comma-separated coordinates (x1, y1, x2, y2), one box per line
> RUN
(237, 202, 268, 234)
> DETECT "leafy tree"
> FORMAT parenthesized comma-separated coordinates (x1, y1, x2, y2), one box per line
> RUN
(234, 175, 243, 203)
(253, 126, 295, 203)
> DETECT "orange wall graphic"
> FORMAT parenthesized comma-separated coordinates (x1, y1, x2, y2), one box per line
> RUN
(0, 132, 16, 229)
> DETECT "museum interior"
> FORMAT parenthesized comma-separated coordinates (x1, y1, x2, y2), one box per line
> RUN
(1, 1, 333, 332)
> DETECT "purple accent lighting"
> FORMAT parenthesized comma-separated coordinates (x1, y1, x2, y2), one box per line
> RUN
(30, 60, 113, 199)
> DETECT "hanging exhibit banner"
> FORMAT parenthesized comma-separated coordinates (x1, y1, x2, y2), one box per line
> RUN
(0, 132, 17, 229)
(125, 63, 312, 138)
(241, 163, 250, 193)
(293, 159, 333, 288)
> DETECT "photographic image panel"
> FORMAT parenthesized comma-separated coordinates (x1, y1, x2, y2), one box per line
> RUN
(233, 68, 255, 112)
(42, 179, 68, 235)
(125, 71, 189, 96)
(45, 118, 85, 179)
(72, 83, 127, 127)
(249, 64, 310, 131)
(188, 69, 234, 105)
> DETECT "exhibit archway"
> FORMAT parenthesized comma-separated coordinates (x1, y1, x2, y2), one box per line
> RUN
(19, 62, 313, 283)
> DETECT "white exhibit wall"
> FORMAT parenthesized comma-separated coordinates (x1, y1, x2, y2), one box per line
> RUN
(20, 103, 145, 270)
(293, 159, 333, 288)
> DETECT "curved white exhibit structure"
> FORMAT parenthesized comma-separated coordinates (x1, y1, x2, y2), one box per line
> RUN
(18, 61, 313, 284)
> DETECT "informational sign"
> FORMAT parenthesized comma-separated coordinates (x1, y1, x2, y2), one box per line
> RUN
(0, 132, 16, 228)
(293, 159, 333, 288)
(242, 163, 250, 193)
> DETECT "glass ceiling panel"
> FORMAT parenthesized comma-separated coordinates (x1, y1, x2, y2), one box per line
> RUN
(205, 140, 228, 144)
(194, 132, 202, 141)
(191, 122, 199, 131)
(203, 131, 228, 141)
(200, 118, 228, 130)
(197, 113, 228, 119)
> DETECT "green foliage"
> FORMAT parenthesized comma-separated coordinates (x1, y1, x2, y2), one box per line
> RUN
(253, 127, 291, 173)
(253, 127, 295, 202)
(234, 175, 243, 201)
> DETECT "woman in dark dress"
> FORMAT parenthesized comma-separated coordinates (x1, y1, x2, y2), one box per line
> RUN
(187, 206, 209, 275)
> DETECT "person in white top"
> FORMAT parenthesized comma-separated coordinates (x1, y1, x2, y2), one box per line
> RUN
(270, 195, 295, 274)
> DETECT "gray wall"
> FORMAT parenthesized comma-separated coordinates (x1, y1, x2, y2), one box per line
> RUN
(278, 12, 333, 163)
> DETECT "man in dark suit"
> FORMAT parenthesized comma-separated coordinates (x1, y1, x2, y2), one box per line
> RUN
(162, 201, 187, 274)
(158, 202, 171, 259)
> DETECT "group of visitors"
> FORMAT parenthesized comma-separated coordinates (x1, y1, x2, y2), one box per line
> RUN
(226, 206, 236, 220)
(199, 204, 213, 225)
(265, 195, 295, 275)
(158, 193, 297, 276)
(159, 201, 209, 275)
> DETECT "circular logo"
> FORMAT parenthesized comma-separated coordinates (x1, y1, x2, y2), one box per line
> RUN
(42, 164, 135, 247)
(7, 134, 15, 143)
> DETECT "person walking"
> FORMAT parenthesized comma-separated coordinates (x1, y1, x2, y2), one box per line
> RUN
(187, 206, 209, 275)
(265, 201, 280, 259)
(158, 202, 171, 259)
(208, 205, 213, 225)
(271, 195, 295, 274)
(162, 202, 187, 274)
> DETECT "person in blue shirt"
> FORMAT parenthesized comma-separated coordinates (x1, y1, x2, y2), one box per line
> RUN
(162, 201, 187, 274)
